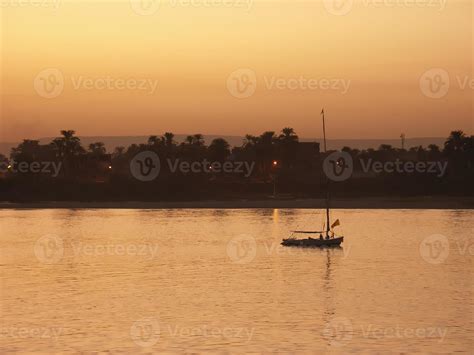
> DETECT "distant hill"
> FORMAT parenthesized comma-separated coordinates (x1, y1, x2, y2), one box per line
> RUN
(0, 135, 447, 156)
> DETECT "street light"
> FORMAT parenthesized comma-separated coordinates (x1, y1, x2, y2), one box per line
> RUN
(272, 160, 279, 198)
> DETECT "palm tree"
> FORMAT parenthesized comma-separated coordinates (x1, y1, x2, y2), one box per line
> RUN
(88, 142, 106, 156)
(444, 130, 466, 155)
(113, 146, 125, 156)
(279, 127, 298, 143)
(51, 130, 84, 178)
(257, 131, 276, 178)
(208, 138, 230, 162)
(147, 135, 160, 146)
(56, 130, 84, 157)
(444, 131, 473, 173)
(243, 134, 258, 148)
(180, 134, 206, 161)
(277, 127, 299, 168)
(11, 140, 41, 161)
(379, 144, 394, 151)
(193, 134, 205, 146)
(163, 132, 175, 147)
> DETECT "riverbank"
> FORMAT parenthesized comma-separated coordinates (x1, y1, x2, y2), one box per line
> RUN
(0, 196, 472, 209)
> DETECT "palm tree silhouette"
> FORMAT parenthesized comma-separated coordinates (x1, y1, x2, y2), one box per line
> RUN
(279, 127, 298, 143)
(208, 138, 230, 162)
(88, 142, 106, 156)
(51, 130, 84, 178)
(444, 130, 466, 154)
(163, 132, 175, 147)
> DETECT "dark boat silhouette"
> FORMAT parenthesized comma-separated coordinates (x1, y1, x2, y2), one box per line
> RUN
(282, 109, 345, 248)
(281, 235, 344, 247)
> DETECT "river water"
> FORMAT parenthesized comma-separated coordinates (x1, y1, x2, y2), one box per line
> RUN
(0, 209, 472, 353)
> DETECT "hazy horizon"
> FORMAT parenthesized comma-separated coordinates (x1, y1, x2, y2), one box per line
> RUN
(0, 132, 451, 156)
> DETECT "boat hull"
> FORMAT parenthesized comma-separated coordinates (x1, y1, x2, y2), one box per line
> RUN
(281, 236, 344, 248)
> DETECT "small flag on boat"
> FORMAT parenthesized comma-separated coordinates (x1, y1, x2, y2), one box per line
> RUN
(331, 219, 340, 228)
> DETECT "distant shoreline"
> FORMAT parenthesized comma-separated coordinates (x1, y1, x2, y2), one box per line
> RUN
(0, 136, 448, 156)
(0, 197, 472, 209)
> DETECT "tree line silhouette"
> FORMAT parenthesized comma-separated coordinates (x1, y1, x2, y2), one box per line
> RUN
(0, 129, 472, 201)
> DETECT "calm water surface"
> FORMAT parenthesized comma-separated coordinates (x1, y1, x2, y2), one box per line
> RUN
(1, 209, 473, 353)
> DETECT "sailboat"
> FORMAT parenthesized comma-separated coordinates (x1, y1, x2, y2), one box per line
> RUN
(281, 109, 344, 248)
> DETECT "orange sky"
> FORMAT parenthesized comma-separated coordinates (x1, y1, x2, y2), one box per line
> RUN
(1, 0, 472, 142)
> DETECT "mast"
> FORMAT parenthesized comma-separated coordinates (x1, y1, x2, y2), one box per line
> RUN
(321, 109, 330, 237)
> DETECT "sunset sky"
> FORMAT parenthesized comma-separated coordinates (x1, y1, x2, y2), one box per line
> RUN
(1, 0, 472, 142)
